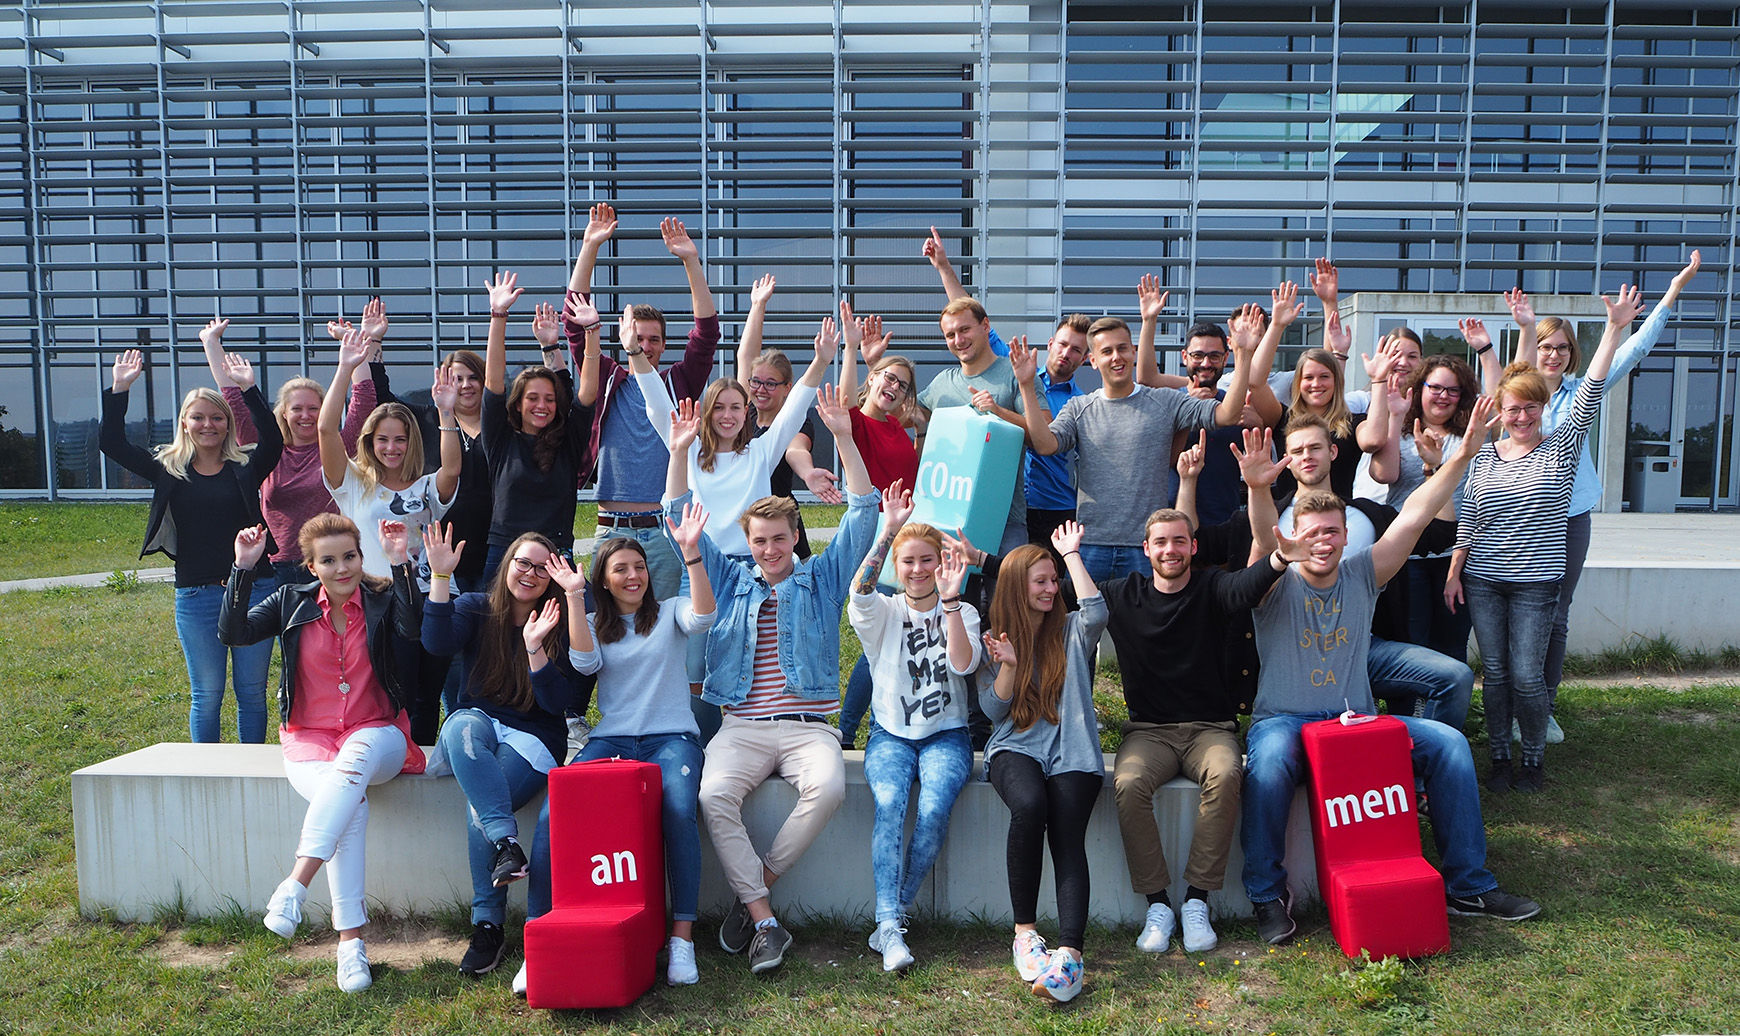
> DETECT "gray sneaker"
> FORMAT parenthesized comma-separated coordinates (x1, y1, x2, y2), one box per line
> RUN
(748, 923, 792, 974)
(718, 899, 755, 955)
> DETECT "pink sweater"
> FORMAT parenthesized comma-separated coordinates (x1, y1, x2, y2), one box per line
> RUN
(226, 377, 376, 564)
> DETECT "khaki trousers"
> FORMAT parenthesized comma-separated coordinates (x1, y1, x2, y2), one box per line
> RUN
(1112, 720, 1243, 894)
(699, 715, 846, 904)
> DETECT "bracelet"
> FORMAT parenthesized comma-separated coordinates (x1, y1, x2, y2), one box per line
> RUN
(438, 425, 459, 432)
(939, 595, 961, 604)
(580, 322, 602, 334)
(540, 344, 559, 353)
(490, 309, 509, 319)
(429, 573, 450, 582)
(527, 645, 544, 656)
(684, 556, 704, 566)
(624, 346, 644, 357)
(1272, 549, 1288, 569)
(942, 605, 962, 614)
(1474, 343, 1494, 356)
(1063, 549, 1081, 558)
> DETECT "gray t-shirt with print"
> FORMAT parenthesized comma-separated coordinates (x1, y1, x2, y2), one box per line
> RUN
(1251, 548, 1379, 720)
(1047, 385, 1218, 546)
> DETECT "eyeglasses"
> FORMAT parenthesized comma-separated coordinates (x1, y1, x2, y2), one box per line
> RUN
(1500, 403, 1543, 419)
(747, 376, 788, 391)
(508, 556, 548, 576)
(878, 372, 912, 397)
(1537, 343, 1574, 355)
(1184, 351, 1227, 363)
(1423, 383, 1462, 397)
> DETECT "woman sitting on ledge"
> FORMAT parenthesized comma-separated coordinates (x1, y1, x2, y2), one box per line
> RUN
(218, 513, 427, 994)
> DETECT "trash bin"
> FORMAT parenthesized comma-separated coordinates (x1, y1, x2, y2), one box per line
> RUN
(1628, 454, 1680, 513)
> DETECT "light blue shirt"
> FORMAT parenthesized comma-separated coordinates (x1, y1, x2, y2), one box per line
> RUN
(1542, 303, 1671, 517)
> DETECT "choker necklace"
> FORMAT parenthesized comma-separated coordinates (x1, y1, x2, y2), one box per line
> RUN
(904, 587, 940, 608)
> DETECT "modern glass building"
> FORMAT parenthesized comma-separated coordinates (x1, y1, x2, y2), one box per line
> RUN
(3, 1, 1736, 507)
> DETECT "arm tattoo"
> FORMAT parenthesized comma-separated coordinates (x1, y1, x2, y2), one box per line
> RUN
(853, 520, 900, 595)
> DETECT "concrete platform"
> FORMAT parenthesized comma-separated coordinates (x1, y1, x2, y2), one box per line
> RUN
(1569, 514, 1740, 656)
(73, 743, 1319, 927)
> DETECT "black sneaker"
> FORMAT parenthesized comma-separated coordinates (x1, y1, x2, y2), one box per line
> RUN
(748, 923, 792, 974)
(489, 837, 530, 888)
(1447, 889, 1542, 921)
(1254, 893, 1296, 945)
(718, 898, 755, 955)
(1513, 763, 1545, 794)
(1485, 759, 1512, 794)
(459, 921, 507, 976)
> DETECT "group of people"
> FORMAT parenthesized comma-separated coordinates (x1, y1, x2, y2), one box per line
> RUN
(98, 204, 1701, 1003)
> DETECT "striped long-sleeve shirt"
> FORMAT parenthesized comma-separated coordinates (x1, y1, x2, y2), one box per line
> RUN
(1456, 375, 1605, 582)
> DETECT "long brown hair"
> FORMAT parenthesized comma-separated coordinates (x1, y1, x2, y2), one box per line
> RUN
(697, 377, 755, 473)
(506, 366, 567, 472)
(987, 544, 1068, 732)
(354, 402, 425, 493)
(1289, 348, 1353, 439)
(1403, 355, 1478, 437)
(472, 532, 566, 713)
(589, 537, 661, 644)
(297, 513, 390, 594)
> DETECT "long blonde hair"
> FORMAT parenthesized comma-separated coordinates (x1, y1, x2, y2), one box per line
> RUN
(697, 377, 755, 474)
(1289, 348, 1353, 440)
(154, 387, 252, 480)
(272, 377, 324, 443)
(353, 402, 424, 494)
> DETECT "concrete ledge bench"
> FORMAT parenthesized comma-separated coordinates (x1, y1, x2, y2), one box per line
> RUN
(73, 743, 1318, 926)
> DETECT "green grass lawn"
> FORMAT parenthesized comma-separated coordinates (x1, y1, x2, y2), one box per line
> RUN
(3, 580, 1739, 1034)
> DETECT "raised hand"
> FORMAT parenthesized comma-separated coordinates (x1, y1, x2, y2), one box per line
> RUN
(669, 396, 703, 451)
(221, 353, 256, 391)
(882, 478, 915, 526)
(1231, 426, 1287, 488)
(1008, 334, 1037, 384)
(1456, 395, 1499, 459)
(544, 551, 586, 595)
(583, 202, 618, 249)
(1503, 287, 1536, 329)
(1324, 307, 1351, 358)
(233, 524, 269, 570)
(859, 314, 892, 367)
(938, 547, 970, 599)
(361, 297, 388, 341)
(1604, 283, 1645, 327)
(1458, 317, 1491, 354)
(813, 316, 840, 366)
(815, 382, 852, 436)
(750, 273, 776, 307)
(431, 363, 460, 412)
(1671, 250, 1703, 295)
(838, 300, 859, 348)
(1272, 280, 1306, 328)
(199, 318, 230, 349)
(618, 303, 636, 349)
(485, 271, 524, 315)
(1176, 429, 1207, 481)
(422, 521, 465, 576)
(983, 631, 1017, 667)
(326, 317, 353, 341)
(1137, 274, 1169, 322)
(522, 597, 562, 652)
(378, 519, 410, 566)
(802, 466, 842, 504)
(1229, 302, 1266, 352)
(1363, 334, 1403, 383)
(532, 301, 561, 348)
(922, 225, 950, 268)
(666, 499, 710, 556)
(939, 526, 984, 569)
(660, 216, 698, 263)
(1413, 420, 1446, 468)
(1050, 518, 1085, 556)
(1271, 522, 1313, 565)
(565, 292, 600, 329)
(338, 326, 372, 370)
(112, 349, 145, 392)
(1309, 257, 1339, 305)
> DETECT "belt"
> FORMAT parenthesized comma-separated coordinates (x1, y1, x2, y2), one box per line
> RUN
(746, 713, 834, 724)
(597, 511, 663, 529)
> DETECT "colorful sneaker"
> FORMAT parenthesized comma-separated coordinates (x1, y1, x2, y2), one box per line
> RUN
(1135, 902, 1174, 953)
(335, 938, 372, 993)
(489, 837, 530, 888)
(667, 936, 699, 986)
(1011, 929, 1049, 982)
(1031, 948, 1084, 1003)
(718, 899, 755, 954)
(263, 877, 307, 938)
(458, 921, 506, 976)
(868, 919, 914, 973)
(511, 960, 528, 996)
(1180, 898, 1218, 953)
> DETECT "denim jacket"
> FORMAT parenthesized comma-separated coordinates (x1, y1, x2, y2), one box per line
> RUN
(666, 488, 880, 707)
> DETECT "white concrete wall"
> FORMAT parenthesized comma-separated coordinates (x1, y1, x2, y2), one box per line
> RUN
(1566, 563, 1740, 656)
(74, 743, 1319, 926)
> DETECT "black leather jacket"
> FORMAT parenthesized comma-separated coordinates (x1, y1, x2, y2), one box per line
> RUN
(218, 563, 421, 726)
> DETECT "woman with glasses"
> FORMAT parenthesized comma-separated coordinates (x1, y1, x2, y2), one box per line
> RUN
(1497, 252, 1702, 744)
(1447, 286, 1643, 793)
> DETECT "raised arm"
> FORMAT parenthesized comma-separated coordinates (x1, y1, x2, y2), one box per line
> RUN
(816, 382, 872, 496)
(1354, 336, 1401, 453)
(923, 225, 970, 303)
(1214, 326, 1257, 427)
(543, 552, 594, 659)
(320, 328, 372, 488)
(1051, 520, 1099, 602)
(1173, 430, 1205, 530)
(569, 201, 616, 297)
(429, 364, 462, 503)
(99, 349, 164, 480)
(666, 500, 716, 617)
(1247, 285, 1304, 416)
(1505, 287, 1537, 372)
(483, 270, 525, 395)
(1460, 317, 1504, 398)
(1135, 274, 1176, 389)
(1309, 258, 1343, 361)
(1608, 251, 1701, 383)
(1230, 304, 1284, 427)
(1366, 382, 1410, 486)
(852, 480, 914, 594)
(566, 293, 604, 405)
(198, 318, 237, 389)
(735, 274, 775, 379)
(1233, 426, 1289, 565)
(1012, 336, 1063, 456)
(662, 216, 716, 321)
(1372, 396, 1497, 585)
(532, 301, 569, 374)
(935, 545, 979, 674)
(631, 305, 675, 446)
(1584, 283, 1645, 384)
(664, 396, 701, 501)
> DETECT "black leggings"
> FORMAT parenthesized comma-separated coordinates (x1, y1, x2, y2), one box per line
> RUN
(988, 751, 1103, 950)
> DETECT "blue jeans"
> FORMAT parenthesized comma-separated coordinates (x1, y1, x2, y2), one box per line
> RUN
(1464, 575, 1561, 767)
(1078, 544, 1147, 585)
(863, 723, 972, 923)
(572, 732, 705, 923)
(440, 709, 548, 926)
(1240, 712, 1497, 904)
(1543, 510, 1592, 702)
(1369, 636, 1474, 734)
(175, 578, 275, 743)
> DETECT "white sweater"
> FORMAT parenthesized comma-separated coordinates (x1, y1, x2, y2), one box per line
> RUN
(848, 590, 982, 741)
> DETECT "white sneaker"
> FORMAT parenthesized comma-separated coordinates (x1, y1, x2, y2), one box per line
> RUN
(1512, 717, 1567, 745)
(1180, 898, 1218, 953)
(263, 877, 307, 938)
(666, 936, 699, 985)
(335, 938, 372, 993)
(868, 919, 914, 973)
(512, 960, 528, 996)
(1135, 902, 1175, 953)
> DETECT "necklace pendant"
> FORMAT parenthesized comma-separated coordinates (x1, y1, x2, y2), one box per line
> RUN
(338, 680, 351, 695)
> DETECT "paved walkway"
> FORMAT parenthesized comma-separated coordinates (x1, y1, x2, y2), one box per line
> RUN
(3, 513, 1734, 593)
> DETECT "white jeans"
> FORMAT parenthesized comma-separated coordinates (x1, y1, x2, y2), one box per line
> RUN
(281, 724, 407, 931)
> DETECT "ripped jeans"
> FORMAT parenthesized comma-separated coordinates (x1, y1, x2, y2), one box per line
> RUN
(439, 709, 549, 926)
(281, 724, 408, 931)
